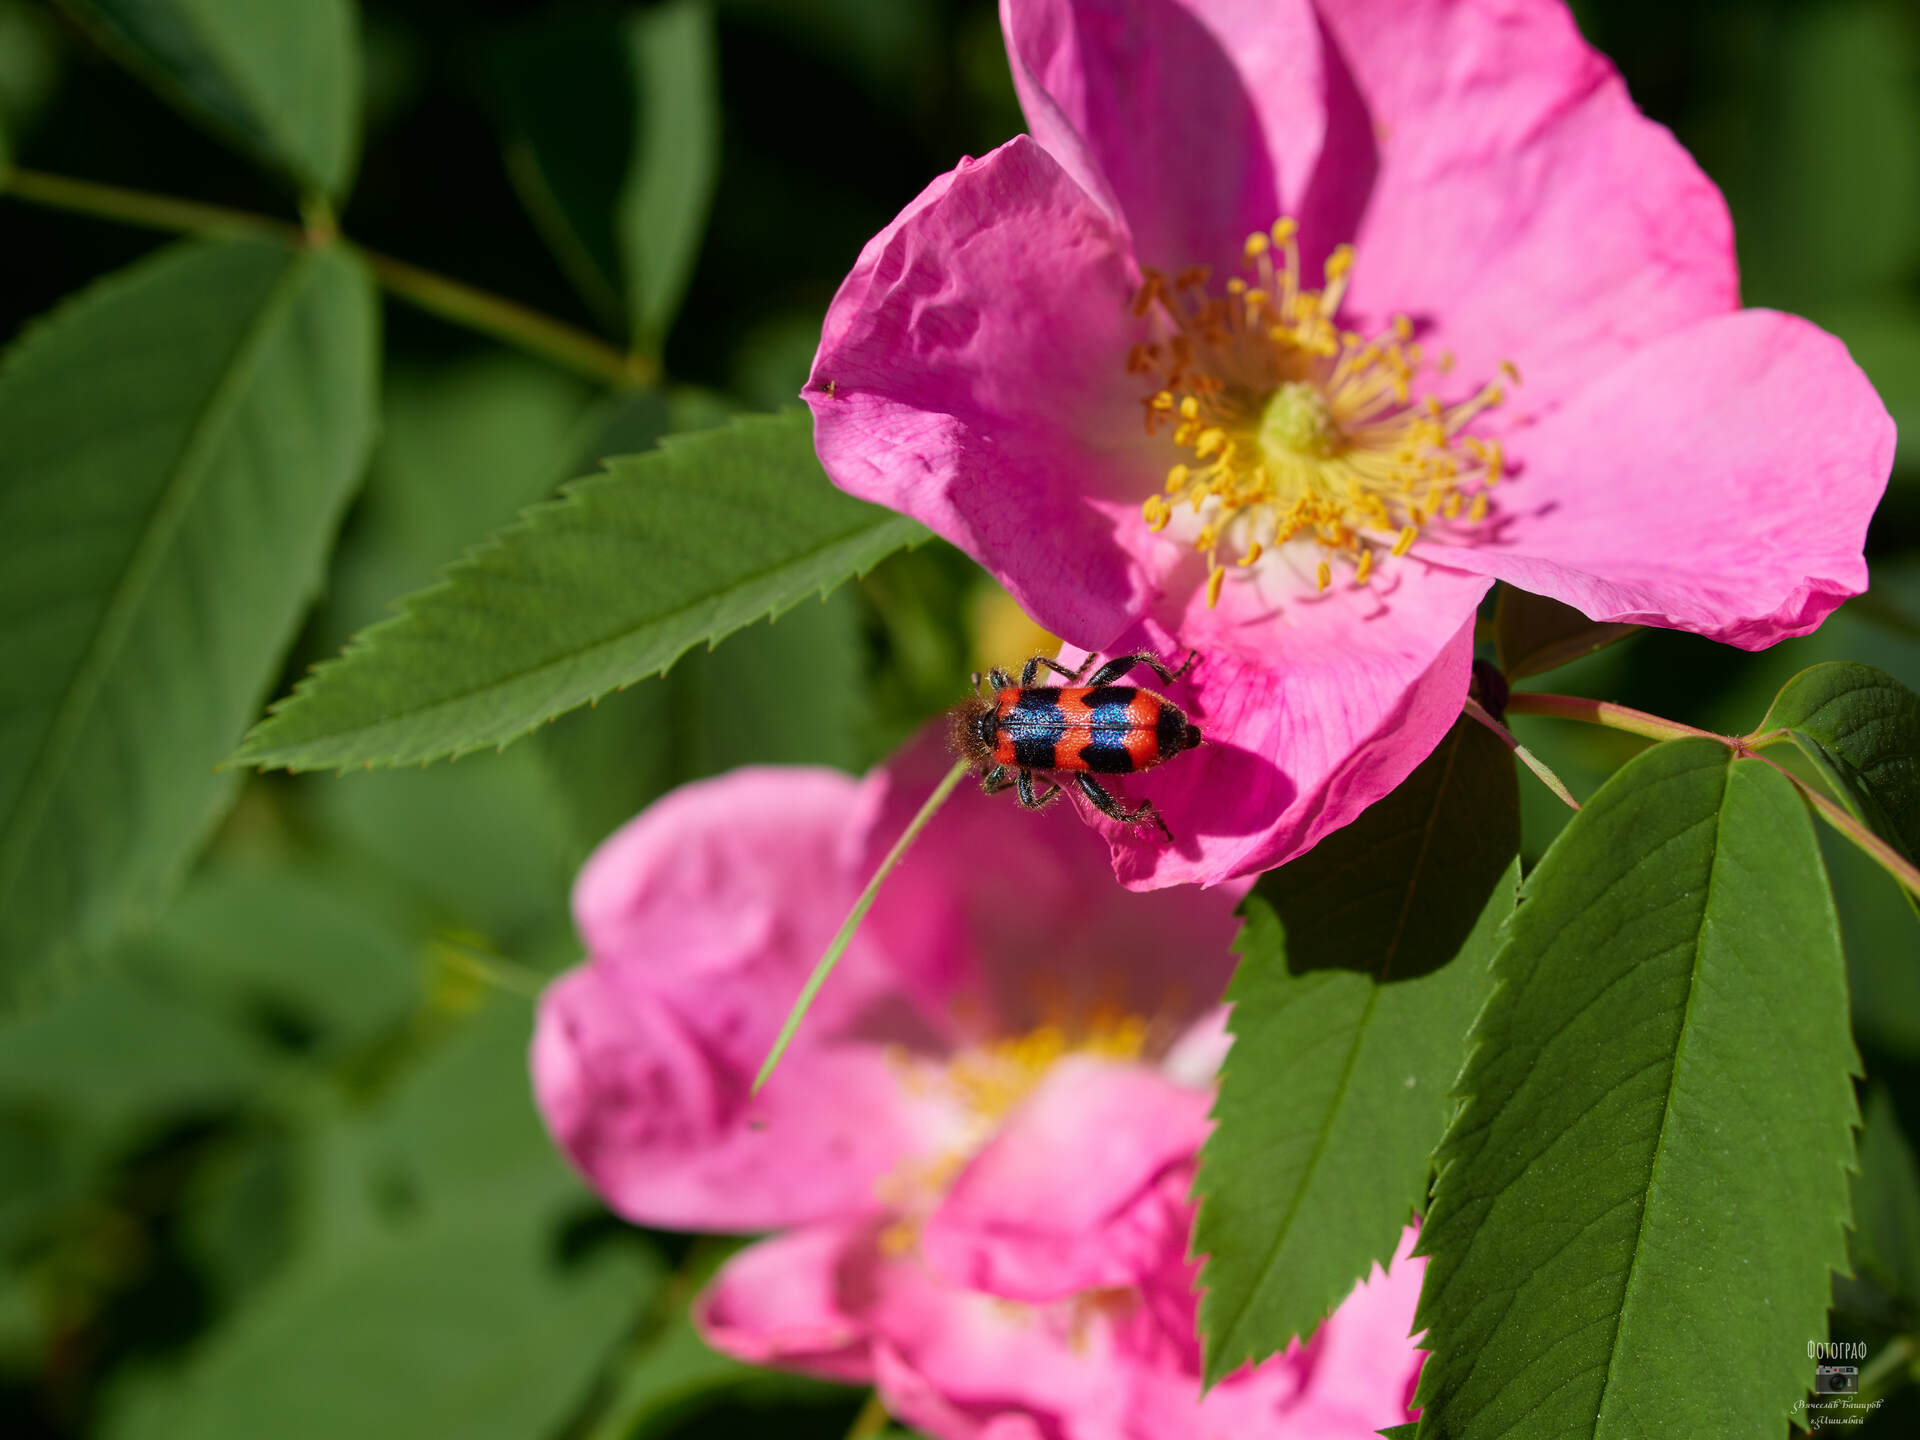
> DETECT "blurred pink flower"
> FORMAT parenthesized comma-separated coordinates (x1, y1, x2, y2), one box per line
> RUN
(532, 736, 1426, 1439)
(804, 0, 1894, 889)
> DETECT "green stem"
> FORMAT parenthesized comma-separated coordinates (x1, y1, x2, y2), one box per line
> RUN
(3, 165, 297, 244)
(1463, 697, 1580, 811)
(844, 1392, 891, 1440)
(1503, 690, 1719, 744)
(1745, 749, 1920, 901)
(353, 245, 652, 390)
(754, 760, 972, 1095)
(0, 166, 650, 390)
(1856, 1334, 1918, 1405)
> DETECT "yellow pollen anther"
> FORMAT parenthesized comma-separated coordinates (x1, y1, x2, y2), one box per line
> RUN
(1124, 217, 1513, 598)
(1468, 492, 1489, 523)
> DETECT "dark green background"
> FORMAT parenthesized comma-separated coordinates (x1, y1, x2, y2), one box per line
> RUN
(1, 1, 1917, 1436)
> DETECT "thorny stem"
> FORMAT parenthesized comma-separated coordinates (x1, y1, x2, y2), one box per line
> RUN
(1463, 697, 1579, 811)
(1511, 691, 1920, 901)
(0, 165, 653, 390)
(754, 760, 973, 1095)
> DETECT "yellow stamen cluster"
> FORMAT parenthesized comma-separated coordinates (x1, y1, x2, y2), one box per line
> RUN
(1127, 218, 1516, 604)
(874, 1008, 1152, 1256)
(945, 1007, 1149, 1123)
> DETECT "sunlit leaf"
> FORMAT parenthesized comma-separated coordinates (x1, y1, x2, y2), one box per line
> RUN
(1413, 740, 1858, 1439)
(230, 408, 926, 772)
(1196, 718, 1518, 1382)
(57, 0, 360, 198)
(0, 238, 378, 1004)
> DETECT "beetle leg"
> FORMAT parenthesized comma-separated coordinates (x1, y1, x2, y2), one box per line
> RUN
(980, 765, 1015, 795)
(1015, 769, 1062, 811)
(1075, 773, 1173, 841)
(1019, 654, 1094, 687)
(985, 667, 1015, 693)
(1085, 649, 1201, 689)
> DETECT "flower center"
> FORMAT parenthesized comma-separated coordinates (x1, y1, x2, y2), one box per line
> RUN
(875, 1008, 1151, 1256)
(1128, 218, 1517, 606)
(1259, 380, 1343, 460)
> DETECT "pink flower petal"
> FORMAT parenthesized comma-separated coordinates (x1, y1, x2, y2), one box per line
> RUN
(1273, 1225, 1426, 1432)
(534, 768, 939, 1230)
(807, 135, 1162, 647)
(1001, 0, 1337, 278)
(853, 728, 1245, 1040)
(1059, 562, 1486, 889)
(922, 1058, 1211, 1301)
(696, 1221, 877, 1384)
(1428, 310, 1893, 647)
(1317, 0, 1739, 411)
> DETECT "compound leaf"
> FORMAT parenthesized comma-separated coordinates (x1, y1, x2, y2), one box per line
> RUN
(0, 238, 377, 1004)
(230, 408, 925, 771)
(492, 0, 718, 348)
(1196, 717, 1517, 1384)
(58, 0, 359, 199)
(1758, 661, 1920, 914)
(1413, 739, 1859, 1439)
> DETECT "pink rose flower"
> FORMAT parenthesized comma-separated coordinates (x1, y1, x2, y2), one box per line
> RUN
(532, 735, 1427, 1439)
(805, 0, 1894, 888)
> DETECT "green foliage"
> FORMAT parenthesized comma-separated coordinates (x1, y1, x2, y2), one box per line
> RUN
(1493, 587, 1639, 680)
(1196, 717, 1517, 1383)
(0, 238, 377, 1005)
(1852, 1088, 1920, 1313)
(491, 0, 719, 350)
(231, 408, 923, 772)
(1759, 661, 1920, 914)
(55, 0, 360, 199)
(1413, 740, 1860, 1439)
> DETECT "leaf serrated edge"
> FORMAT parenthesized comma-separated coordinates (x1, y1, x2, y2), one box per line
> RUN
(229, 410, 928, 771)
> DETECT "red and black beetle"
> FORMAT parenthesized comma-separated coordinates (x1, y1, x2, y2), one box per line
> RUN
(947, 650, 1203, 840)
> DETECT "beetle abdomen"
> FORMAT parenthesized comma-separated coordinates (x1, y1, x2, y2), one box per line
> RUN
(989, 685, 1199, 775)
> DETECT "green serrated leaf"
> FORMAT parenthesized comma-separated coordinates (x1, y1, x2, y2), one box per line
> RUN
(1196, 717, 1518, 1384)
(0, 238, 378, 1004)
(230, 408, 926, 772)
(1758, 663, 1920, 917)
(492, 0, 718, 348)
(1413, 739, 1859, 1439)
(1494, 586, 1640, 681)
(57, 0, 360, 199)
(1852, 1088, 1920, 1311)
